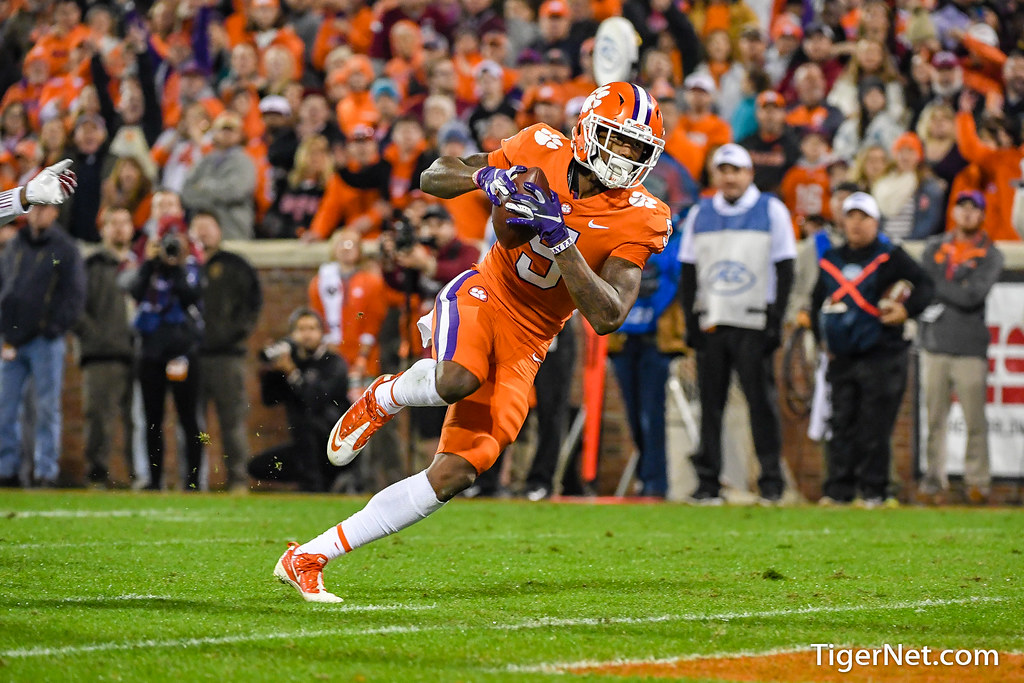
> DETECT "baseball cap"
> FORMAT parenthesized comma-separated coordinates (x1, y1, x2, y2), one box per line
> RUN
(771, 15, 803, 41)
(438, 124, 472, 146)
(349, 124, 376, 141)
(711, 143, 753, 169)
(756, 90, 786, 108)
(931, 51, 958, 69)
(955, 190, 986, 210)
(892, 131, 923, 158)
(516, 48, 543, 66)
(539, 0, 569, 18)
(259, 95, 291, 117)
(804, 21, 834, 40)
(842, 191, 880, 220)
(473, 59, 504, 80)
(370, 78, 400, 100)
(423, 204, 452, 221)
(684, 72, 716, 94)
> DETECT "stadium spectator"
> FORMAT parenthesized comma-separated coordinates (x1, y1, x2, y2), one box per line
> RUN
(247, 307, 348, 492)
(130, 216, 204, 491)
(778, 126, 832, 235)
(100, 156, 154, 230)
(608, 227, 684, 499)
(740, 90, 799, 194)
(307, 125, 389, 241)
(63, 114, 112, 243)
(847, 143, 890, 193)
(384, 117, 431, 210)
(0, 183, 84, 488)
(151, 102, 212, 195)
(295, 93, 342, 145)
(729, 68, 771, 142)
(468, 61, 518, 149)
(258, 95, 299, 180)
(263, 135, 332, 238)
(776, 21, 842, 104)
(181, 112, 257, 240)
(370, 0, 454, 62)
(764, 14, 801, 86)
(191, 211, 262, 492)
(693, 29, 745, 122)
(686, 0, 759, 49)
(665, 72, 732, 182)
(917, 103, 967, 204)
(679, 144, 796, 505)
(1002, 53, 1024, 136)
(784, 63, 845, 142)
(872, 133, 945, 241)
(810, 192, 934, 507)
(954, 90, 1023, 242)
(918, 191, 1003, 506)
(826, 39, 905, 122)
(832, 77, 903, 163)
(76, 207, 138, 488)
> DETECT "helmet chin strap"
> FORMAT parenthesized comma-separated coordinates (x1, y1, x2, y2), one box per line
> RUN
(591, 153, 634, 188)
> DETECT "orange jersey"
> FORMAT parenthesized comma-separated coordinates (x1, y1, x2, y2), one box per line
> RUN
(482, 123, 671, 340)
(779, 161, 831, 236)
(308, 267, 388, 372)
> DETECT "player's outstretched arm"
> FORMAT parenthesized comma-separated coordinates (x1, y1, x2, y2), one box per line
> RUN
(420, 153, 491, 199)
(556, 252, 642, 335)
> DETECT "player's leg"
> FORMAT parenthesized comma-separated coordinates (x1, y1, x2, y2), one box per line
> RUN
(328, 270, 491, 466)
(277, 337, 538, 603)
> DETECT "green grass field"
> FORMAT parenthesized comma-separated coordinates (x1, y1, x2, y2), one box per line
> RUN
(1, 492, 1022, 682)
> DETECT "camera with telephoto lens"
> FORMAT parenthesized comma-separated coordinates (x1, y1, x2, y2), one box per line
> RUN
(160, 232, 183, 260)
(387, 213, 418, 252)
(259, 339, 292, 363)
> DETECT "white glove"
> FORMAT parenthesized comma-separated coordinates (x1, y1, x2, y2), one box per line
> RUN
(24, 159, 78, 206)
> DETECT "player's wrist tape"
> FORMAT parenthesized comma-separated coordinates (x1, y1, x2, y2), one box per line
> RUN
(549, 235, 576, 254)
(471, 167, 485, 189)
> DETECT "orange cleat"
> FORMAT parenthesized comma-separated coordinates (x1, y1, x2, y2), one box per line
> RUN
(327, 374, 398, 466)
(273, 542, 343, 603)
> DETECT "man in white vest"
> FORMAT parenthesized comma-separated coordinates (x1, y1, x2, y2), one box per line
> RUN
(678, 143, 797, 505)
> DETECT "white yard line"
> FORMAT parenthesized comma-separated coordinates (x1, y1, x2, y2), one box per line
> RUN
(2, 538, 254, 550)
(0, 595, 1009, 659)
(504, 645, 814, 674)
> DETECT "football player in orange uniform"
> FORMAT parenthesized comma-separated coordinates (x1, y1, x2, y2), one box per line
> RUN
(274, 82, 672, 602)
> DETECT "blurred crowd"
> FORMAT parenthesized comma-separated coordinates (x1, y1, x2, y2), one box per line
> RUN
(1, 0, 1022, 501)
(1, 0, 1022, 247)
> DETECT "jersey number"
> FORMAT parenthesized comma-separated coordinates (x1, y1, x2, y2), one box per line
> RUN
(515, 229, 580, 290)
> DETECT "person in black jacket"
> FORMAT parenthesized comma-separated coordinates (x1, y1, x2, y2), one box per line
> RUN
(130, 216, 204, 491)
(810, 192, 935, 507)
(0, 203, 85, 487)
(248, 308, 349, 492)
(75, 207, 140, 487)
(191, 211, 262, 491)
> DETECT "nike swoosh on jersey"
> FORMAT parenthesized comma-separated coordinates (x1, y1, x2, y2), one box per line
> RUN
(588, 219, 611, 230)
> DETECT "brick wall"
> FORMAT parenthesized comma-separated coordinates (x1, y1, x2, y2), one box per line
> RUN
(52, 241, 1023, 502)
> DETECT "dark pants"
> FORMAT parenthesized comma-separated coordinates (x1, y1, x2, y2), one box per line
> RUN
(247, 427, 334, 492)
(82, 359, 135, 483)
(139, 356, 202, 490)
(526, 321, 578, 491)
(693, 326, 783, 498)
(198, 355, 250, 487)
(611, 336, 671, 496)
(825, 350, 908, 501)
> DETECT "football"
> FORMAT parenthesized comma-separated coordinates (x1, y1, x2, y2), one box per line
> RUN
(491, 166, 550, 250)
(880, 279, 913, 307)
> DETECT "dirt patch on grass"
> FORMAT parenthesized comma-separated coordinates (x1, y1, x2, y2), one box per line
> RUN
(571, 650, 1024, 681)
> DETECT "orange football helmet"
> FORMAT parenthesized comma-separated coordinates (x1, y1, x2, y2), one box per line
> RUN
(570, 81, 665, 189)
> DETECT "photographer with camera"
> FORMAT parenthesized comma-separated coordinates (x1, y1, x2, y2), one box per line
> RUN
(247, 308, 350, 493)
(130, 215, 204, 491)
(381, 203, 480, 303)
